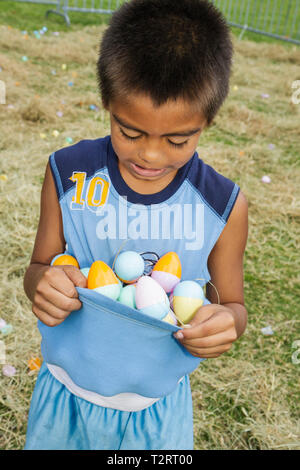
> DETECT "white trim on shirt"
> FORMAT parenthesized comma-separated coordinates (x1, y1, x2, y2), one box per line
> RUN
(46, 363, 161, 412)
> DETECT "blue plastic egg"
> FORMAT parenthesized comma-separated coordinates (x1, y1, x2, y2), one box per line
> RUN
(114, 251, 145, 284)
(118, 284, 136, 309)
(80, 267, 90, 278)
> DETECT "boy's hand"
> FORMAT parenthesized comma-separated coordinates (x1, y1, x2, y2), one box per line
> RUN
(32, 265, 87, 327)
(173, 304, 238, 358)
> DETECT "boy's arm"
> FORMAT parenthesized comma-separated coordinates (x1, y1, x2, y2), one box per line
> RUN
(24, 162, 86, 326)
(30, 162, 65, 263)
(206, 190, 248, 339)
(174, 191, 248, 358)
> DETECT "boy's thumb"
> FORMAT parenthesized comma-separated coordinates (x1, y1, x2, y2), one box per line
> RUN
(188, 304, 215, 327)
(62, 265, 88, 290)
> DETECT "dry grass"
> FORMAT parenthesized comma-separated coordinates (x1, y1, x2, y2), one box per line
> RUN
(0, 24, 299, 450)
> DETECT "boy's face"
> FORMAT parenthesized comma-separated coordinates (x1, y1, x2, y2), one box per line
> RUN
(105, 93, 206, 193)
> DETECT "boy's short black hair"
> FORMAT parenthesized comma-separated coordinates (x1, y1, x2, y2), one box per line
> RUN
(97, 0, 233, 125)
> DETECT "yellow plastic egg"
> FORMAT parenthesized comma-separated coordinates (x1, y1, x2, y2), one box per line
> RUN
(162, 309, 178, 326)
(173, 280, 205, 324)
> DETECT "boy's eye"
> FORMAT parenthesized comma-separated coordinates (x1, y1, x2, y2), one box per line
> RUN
(120, 127, 188, 148)
(168, 139, 188, 148)
(120, 128, 141, 140)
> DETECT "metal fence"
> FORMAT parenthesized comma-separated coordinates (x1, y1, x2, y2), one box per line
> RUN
(213, 0, 300, 45)
(4, 0, 300, 44)
(48, 0, 124, 25)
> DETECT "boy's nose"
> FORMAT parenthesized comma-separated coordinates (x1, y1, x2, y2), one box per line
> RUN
(138, 146, 162, 166)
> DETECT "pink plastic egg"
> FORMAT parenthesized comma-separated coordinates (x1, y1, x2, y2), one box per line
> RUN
(135, 276, 170, 320)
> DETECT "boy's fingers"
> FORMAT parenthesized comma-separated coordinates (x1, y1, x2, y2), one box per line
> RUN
(188, 304, 217, 326)
(35, 288, 82, 316)
(44, 266, 78, 297)
(32, 304, 66, 327)
(62, 265, 88, 290)
(176, 330, 237, 349)
(185, 342, 232, 357)
(46, 266, 86, 298)
(175, 310, 235, 340)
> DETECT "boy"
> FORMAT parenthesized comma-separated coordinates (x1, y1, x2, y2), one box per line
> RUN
(24, 0, 248, 450)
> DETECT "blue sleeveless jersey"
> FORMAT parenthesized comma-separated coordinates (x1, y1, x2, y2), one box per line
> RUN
(38, 135, 240, 399)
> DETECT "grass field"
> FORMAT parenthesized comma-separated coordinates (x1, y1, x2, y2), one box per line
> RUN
(0, 1, 300, 450)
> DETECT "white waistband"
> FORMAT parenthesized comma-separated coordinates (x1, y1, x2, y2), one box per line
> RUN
(46, 363, 161, 412)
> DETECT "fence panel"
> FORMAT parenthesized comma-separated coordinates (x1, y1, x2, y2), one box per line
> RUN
(3, 0, 300, 44)
(212, 0, 300, 44)
(65, 0, 124, 13)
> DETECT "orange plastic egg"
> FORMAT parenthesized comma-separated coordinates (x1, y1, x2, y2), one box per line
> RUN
(51, 253, 79, 268)
(28, 357, 42, 371)
(151, 252, 182, 293)
(88, 260, 121, 300)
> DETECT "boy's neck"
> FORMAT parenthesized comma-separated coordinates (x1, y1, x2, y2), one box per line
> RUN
(118, 161, 178, 195)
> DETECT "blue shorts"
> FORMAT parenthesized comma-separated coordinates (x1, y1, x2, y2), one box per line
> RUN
(24, 363, 194, 450)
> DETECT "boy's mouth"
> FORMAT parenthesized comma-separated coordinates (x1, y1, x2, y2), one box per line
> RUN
(130, 162, 167, 177)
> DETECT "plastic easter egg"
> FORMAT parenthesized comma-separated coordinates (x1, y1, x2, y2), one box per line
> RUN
(118, 285, 136, 309)
(114, 251, 145, 284)
(168, 291, 174, 309)
(151, 252, 181, 293)
(51, 253, 79, 268)
(162, 309, 178, 326)
(88, 260, 121, 300)
(173, 280, 205, 324)
(28, 357, 42, 371)
(135, 276, 170, 320)
(80, 267, 90, 278)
